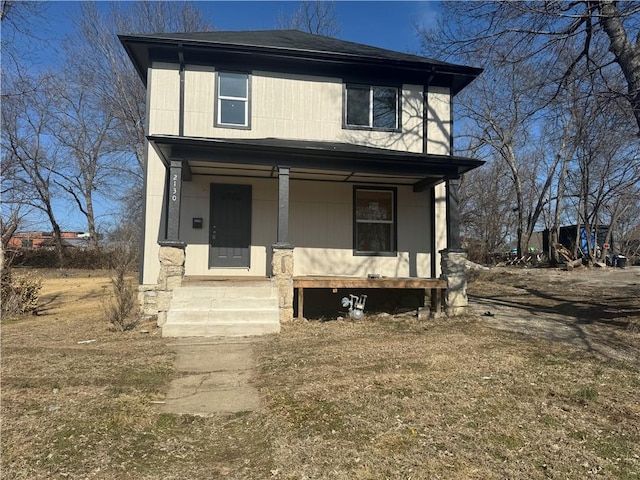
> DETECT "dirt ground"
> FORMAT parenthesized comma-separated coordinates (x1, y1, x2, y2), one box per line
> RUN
(468, 266, 640, 365)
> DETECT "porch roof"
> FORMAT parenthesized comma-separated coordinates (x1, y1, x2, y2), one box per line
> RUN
(148, 134, 484, 189)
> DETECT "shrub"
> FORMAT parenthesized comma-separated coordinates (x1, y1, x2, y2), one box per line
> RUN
(103, 240, 139, 331)
(1, 268, 42, 318)
(10, 246, 137, 269)
(10, 248, 60, 268)
(61, 248, 111, 269)
(104, 268, 138, 331)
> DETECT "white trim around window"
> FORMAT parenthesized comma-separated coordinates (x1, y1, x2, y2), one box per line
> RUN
(215, 71, 251, 129)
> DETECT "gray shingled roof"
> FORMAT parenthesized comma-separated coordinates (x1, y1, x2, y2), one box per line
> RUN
(120, 29, 482, 94)
(127, 29, 458, 68)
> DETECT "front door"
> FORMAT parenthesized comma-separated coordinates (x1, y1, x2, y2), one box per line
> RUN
(209, 184, 252, 268)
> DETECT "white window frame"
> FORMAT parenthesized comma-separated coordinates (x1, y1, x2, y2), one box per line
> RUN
(215, 72, 250, 128)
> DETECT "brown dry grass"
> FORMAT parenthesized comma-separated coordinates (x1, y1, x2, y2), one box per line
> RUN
(258, 315, 639, 479)
(2, 268, 639, 479)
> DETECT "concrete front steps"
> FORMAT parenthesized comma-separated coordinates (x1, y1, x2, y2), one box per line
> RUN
(162, 279, 280, 337)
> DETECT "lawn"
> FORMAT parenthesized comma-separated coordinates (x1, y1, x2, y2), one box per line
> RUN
(1, 268, 639, 479)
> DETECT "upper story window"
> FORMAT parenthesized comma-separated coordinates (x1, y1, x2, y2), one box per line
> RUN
(216, 72, 250, 128)
(354, 187, 397, 256)
(344, 84, 399, 131)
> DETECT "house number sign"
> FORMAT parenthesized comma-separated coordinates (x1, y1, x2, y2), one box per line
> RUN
(171, 173, 178, 202)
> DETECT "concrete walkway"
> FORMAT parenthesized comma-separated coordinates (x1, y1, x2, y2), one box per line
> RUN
(159, 337, 263, 416)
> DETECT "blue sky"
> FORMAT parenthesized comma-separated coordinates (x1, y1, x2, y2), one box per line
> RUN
(203, 1, 439, 53)
(12, 1, 443, 231)
(36, 1, 440, 65)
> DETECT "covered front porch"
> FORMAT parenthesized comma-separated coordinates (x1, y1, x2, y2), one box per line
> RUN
(142, 135, 481, 334)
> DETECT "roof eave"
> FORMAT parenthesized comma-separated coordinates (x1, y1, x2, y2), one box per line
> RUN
(119, 35, 483, 92)
(118, 34, 150, 84)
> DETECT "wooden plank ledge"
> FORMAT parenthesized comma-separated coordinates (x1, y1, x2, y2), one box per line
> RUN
(293, 276, 447, 319)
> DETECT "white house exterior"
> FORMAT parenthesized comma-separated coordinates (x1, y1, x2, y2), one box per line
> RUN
(120, 30, 483, 336)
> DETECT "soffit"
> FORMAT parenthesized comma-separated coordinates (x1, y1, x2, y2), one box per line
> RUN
(148, 135, 484, 188)
(186, 160, 426, 185)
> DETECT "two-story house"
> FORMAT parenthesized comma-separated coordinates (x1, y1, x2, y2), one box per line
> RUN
(120, 30, 483, 337)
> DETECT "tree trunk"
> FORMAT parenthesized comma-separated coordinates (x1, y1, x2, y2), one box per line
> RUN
(602, 197, 629, 261)
(51, 220, 64, 267)
(597, 0, 640, 133)
(85, 193, 99, 250)
(503, 144, 527, 257)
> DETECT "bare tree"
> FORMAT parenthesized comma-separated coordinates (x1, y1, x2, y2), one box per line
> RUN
(1, 2, 213, 252)
(454, 62, 556, 258)
(420, 1, 639, 263)
(0, 141, 32, 252)
(459, 157, 517, 262)
(0, 1, 42, 26)
(418, 1, 640, 133)
(0, 179, 28, 275)
(1, 75, 64, 264)
(545, 121, 579, 264)
(614, 200, 640, 260)
(47, 70, 122, 250)
(1, 1, 51, 269)
(64, 2, 212, 234)
(0, 1, 47, 79)
(276, 1, 340, 37)
(67, 2, 213, 172)
(567, 95, 639, 263)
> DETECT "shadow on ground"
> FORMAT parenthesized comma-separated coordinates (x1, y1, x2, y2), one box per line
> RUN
(468, 267, 640, 365)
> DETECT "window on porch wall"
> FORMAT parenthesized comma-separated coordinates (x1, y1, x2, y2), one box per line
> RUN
(354, 187, 397, 255)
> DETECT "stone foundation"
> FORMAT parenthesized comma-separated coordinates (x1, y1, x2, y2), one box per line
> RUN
(154, 242, 186, 326)
(440, 248, 468, 316)
(272, 245, 294, 323)
(138, 284, 158, 316)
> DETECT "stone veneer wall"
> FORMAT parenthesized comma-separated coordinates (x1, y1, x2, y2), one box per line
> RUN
(272, 246, 294, 323)
(440, 249, 468, 316)
(138, 284, 158, 317)
(138, 244, 186, 326)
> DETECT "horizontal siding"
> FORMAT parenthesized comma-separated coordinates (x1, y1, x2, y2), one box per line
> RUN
(175, 67, 426, 153)
(148, 62, 180, 136)
(426, 86, 451, 155)
(180, 177, 277, 277)
(172, 178, 437, 279)
(141, 145, 167, 285)
(142, 64, 451, 284)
